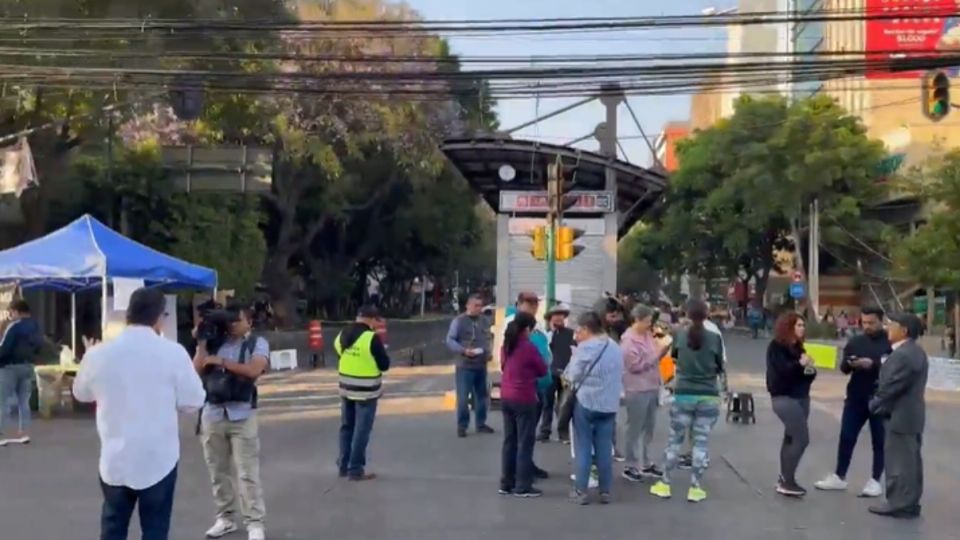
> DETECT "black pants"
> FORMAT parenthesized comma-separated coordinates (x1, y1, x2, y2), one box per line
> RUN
(538, 373, 567, 439)
(100, 466, 178, 540)
(501, 400, 538, 491)
(835, 398, 885, 481)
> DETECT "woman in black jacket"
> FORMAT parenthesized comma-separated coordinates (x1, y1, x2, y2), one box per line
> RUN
(766, 312, 817, 497)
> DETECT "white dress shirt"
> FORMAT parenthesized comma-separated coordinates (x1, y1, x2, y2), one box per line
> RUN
(73, 325, 206, 490)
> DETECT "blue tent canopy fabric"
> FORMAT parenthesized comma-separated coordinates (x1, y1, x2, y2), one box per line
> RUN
(0, 214, 217, 291)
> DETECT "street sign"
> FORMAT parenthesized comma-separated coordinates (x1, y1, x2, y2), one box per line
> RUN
(789, 282, 806, 300)
(500, 190, 615, 214)
(792, 271, 804, 283)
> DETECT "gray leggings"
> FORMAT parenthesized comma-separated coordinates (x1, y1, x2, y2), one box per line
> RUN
(623, 390, 659, 468)
(771, 396, 810, 484)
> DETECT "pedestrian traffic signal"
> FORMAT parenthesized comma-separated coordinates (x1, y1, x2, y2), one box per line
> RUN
(556, 226, 585, 261)
(529, 225, 547, 261)
(922, 70, 951, 122)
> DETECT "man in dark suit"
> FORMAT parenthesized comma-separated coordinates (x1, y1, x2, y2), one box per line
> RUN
(868, 312, 928, 519)
(538, 303, 575, 443)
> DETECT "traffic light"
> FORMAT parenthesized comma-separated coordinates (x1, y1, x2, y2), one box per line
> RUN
(529, 225, 547, 260)
(556, 226, 585, 261)
(548, 160, 578, 219)
(922, 70, 951, 122)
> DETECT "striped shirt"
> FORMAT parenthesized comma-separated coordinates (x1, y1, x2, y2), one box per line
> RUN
(563, 335, 623, 413)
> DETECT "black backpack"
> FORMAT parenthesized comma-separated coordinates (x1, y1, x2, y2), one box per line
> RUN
(202, 336, 259, 408)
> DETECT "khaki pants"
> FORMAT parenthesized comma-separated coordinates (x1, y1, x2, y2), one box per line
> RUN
(200, 414, 266, 526)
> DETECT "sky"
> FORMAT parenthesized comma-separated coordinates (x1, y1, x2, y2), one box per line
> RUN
(404, 0, 732, 167)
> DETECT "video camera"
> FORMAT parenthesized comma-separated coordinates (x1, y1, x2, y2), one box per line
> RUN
(196, 307, 240, 354)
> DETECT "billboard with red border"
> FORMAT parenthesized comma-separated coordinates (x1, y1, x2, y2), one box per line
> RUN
(866, 0, 960, 79)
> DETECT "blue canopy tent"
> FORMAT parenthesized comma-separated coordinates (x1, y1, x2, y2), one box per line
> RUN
(0, 214, 217, 353)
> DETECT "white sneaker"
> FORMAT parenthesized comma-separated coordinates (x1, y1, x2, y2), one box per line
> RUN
(205, 518, 238, 538)
(568, 473, 600, 489)
(860, 478, 883, 498)
(247, 524, 266, 540)
(814, 473, 848, 491)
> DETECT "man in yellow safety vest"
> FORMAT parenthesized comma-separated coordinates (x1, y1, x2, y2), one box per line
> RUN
(335, 305, 391, 481)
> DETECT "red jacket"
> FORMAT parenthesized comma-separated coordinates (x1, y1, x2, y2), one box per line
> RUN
(500, 337, 548, 405)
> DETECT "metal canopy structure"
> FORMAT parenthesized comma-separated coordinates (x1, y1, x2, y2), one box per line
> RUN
(441, 136, 667, 237)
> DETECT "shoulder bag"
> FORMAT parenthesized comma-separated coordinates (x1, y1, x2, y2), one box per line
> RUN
(556, 340, 610, 428)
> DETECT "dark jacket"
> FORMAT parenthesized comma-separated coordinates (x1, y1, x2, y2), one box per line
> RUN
(0, 317, 42, 367)
(339, 322, 391, 372)
(500, 337, 548, 405)
(672, 328, 724, 396)
(870, 340, 928, 434)
(840, 331, 891, 402)
(548, 326, 575, 374)
(766, 340, 817, 399)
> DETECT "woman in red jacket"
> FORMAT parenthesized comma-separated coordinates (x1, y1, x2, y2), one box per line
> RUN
(499, 311, 548, 498)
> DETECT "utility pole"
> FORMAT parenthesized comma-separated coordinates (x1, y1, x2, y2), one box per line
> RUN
(420, 273, 427, 317)
(599, 84, 623, 297)
(545, 157, 562, 310)
(808, 199, 820, 319)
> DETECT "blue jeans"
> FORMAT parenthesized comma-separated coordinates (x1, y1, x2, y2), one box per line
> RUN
(339, 398, 378, 478)
(100, 465, 178, 540)
(0, 363, 34, 435)
(573, 402, 616, 494)
(455, 367, 488, 431)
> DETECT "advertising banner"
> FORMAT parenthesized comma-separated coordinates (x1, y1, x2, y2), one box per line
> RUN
(865, 0, 960, 79)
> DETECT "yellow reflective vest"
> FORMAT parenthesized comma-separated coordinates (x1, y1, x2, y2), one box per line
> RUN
(335, 330, 383, 400)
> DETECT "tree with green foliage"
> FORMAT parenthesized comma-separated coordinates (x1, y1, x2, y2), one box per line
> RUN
(0, 0, 497, 325)
(892, 149, 960, 289)
(55, 144, 266, 298)
(0, 0, 289, 237)
(629, 94, 888, 302)
(893, 148, 960, 356)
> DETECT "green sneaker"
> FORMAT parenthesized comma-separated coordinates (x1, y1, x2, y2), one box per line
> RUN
(687, 486, 707, 503)
(650, 480, 672, 499)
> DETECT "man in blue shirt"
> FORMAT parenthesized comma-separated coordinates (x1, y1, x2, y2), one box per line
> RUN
(445, 294, 493, 438)
(194, 305, 269, 540)
(0, 299, 42, 446)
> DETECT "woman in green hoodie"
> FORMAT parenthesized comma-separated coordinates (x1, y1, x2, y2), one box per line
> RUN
(650, 299, 724, 503)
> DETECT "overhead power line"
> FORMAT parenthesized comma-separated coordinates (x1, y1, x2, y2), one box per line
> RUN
(0, 47, 951, 64)
(0, 6, 957, 34)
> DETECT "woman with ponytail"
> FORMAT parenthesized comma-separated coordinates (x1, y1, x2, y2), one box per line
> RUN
(499, 312, 548, 498)
(650, 299, 725, 503)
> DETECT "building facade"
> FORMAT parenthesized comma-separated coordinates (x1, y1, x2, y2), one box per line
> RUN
(652, 122, 690, 173)
(823, 0, 960, 164)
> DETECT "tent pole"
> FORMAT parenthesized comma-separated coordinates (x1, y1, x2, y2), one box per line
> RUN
(70, 293, 77, 359)
(101, 276, 108, 340)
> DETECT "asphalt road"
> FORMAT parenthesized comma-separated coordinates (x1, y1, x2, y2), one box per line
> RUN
(2, 334, 959, 540)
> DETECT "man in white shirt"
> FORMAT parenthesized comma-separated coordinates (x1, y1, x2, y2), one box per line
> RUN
(74, 288, 206, 540)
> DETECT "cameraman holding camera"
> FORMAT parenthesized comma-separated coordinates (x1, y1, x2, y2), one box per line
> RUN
(193, 304, 269, 540)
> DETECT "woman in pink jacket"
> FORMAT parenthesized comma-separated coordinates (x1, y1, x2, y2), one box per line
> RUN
(620, 304, 670, 482)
